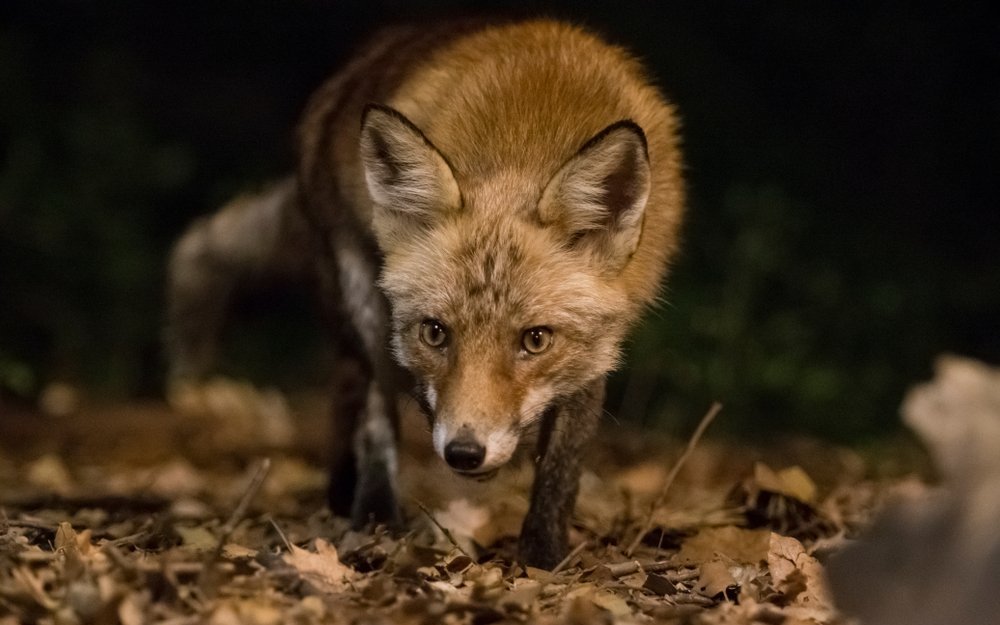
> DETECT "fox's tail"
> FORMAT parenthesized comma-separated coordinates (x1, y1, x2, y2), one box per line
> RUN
(164, 177, 310, 383)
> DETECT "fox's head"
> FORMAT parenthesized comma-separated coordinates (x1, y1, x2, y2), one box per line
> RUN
(359, 104, 651, 477)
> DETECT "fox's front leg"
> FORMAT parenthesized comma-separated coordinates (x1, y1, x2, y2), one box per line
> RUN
(519, 379, 604, 569)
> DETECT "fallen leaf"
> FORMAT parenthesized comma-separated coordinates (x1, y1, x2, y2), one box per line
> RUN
(642, 573, 677, 596)
(678, 526, 771, 565)
(175, 525, 217, 552)
(563, 595, 613, 625)
(768, 533, 834, 619)
(614, 461, 667, 496)
(504, 578, 543, 608)
(754, 463, 818, 503)
(117, 592, 146, 625)
(222, 543, 258, 559)
(591, 589, 632, 617)
(697, 560, 736, 597)
(283, 539, 355, 593)
(263, 457, 326, 497)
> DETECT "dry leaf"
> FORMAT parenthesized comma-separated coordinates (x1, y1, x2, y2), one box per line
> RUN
(117, 592, 146, 625)
(752, 463, 818, 504)
(563, 595, 613, 625)
(697, 560, 736, 597)
(678, 526, 771, 565)
(777, 466, 818, 504)
(175, 525, 217, 552)
(504, 578, 543, 608)
(222, 543, 258, 559)
(614, 461, 667, 496)
(263, 457, 326, 497)
(590, 589, 632, 617)
(767, 533, 833, 616)
(283, 539, 355, 593)
(643, 573, 676, 596)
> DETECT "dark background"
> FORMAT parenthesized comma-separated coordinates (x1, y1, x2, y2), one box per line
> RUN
(1, 1, 996, 441)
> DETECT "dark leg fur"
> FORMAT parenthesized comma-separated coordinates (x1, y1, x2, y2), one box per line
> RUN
(519, 378, 604, 569)
(326, 229, 408, 529)
(325, 355, 366, 517)
(345, 380, 403, 528)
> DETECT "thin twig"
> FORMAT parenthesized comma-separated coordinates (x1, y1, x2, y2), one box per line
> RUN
(219, 458, 272, 541)
(269, 517, 293, 551)
(105, 526, 151, 549)
(625, 402, 722, 556)
(3, 519, 60, 532)
(551, 540, 589, 575)
(415, 500, 470, 558)
(199, 457, 271, 590)
(602, 559, 699, 579)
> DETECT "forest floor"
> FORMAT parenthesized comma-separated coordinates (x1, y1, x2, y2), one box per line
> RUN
(0, 370, 958, 625)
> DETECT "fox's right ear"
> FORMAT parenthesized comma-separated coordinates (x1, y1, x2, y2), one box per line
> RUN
(360, 104, 461, 245)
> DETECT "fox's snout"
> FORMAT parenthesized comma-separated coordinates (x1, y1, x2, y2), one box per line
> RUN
(432, 422, 518, 476)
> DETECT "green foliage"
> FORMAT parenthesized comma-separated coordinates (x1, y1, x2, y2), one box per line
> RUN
(612, 183, 922, 441)
(0, 30, 196, 395)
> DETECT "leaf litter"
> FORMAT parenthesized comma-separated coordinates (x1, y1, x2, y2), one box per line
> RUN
(0, 371, 956, 625)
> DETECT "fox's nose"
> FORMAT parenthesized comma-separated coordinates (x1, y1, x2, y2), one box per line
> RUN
(444, 438, 486, 471)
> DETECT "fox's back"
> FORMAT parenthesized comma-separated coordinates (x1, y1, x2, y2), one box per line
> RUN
(298, 19, 683, 312)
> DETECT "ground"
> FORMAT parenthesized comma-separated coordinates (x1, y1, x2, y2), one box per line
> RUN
(0, 380, 929, 625)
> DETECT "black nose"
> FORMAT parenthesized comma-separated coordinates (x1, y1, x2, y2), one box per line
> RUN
(444, 439, 486, 471)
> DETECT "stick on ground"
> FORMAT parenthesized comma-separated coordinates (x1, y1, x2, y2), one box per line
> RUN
(625, 403, 722, 557)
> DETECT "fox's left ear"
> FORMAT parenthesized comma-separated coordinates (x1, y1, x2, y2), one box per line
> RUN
(360, 104, 462, 246)
(538, 121, 651, 273)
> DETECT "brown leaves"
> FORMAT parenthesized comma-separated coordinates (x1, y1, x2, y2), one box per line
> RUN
(284, 539, 356, 593)
(0, 387, 923, 625)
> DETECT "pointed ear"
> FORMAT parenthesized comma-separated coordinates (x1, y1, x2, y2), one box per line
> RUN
(538, 120, 651, 273)
(360, 104, 461, 244)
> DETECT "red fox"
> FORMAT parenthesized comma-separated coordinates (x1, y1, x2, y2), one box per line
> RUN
(166, 19, 684, 568)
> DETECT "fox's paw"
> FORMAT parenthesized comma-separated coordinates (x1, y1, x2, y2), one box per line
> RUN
(167, 376, 296, 450)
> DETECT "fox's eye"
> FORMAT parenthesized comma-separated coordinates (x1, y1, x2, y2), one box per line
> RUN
(521, 327, 553, 354)
(420, 319, 448, 348)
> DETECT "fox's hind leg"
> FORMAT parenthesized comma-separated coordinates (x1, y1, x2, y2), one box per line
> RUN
(326, 228, 408, 528)
(519, 378, 604, 569)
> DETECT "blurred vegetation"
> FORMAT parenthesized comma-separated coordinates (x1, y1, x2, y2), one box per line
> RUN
(1, 1, 996, 442)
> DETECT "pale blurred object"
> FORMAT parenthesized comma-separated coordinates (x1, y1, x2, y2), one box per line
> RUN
(26, 453, 74, 495)
(38, 382, 81, 418)
(167, 377, 295, 449)
(828, 355, 1000, 625)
